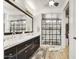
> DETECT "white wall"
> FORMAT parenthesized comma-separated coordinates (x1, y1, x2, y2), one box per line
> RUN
(33, 8, 67, 50)
(69, 0, 76, 59)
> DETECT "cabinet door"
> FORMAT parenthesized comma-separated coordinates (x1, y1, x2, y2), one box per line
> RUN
(17, 51, 26, 59)
(16, 39, 32, 52)
(17, 47, 32, 59)
(4, 47, 16, 56)
(25, 49, 31, 59)
(4, 46, 16, 59)
(35, 38, 40, 47)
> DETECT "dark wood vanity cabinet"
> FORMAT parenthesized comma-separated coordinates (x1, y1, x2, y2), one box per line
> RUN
(4, 46, 17, 59)
(4, 36, 40, 59)
(17, 50, 26, 59)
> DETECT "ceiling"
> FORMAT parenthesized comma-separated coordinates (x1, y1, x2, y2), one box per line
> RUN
(25, 0, 69, 14)
(4, 0, 69, 16)
(4, 1, 24, 15)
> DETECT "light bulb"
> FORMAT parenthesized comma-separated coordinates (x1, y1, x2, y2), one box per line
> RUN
(49, 0, 54, 7)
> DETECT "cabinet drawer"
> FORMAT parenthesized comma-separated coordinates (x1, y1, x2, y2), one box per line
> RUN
(16, 43, 26, 52)
(25, 49, 32, 59)
(17, 45, 31, 59)
(16, 39, 32, 52)
(4, 46, 16, 56)
(17, 51, 26, 59)
(4, 55, 16, 59)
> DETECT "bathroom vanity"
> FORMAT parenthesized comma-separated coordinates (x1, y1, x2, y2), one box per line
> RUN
(4, 35, 40, 59)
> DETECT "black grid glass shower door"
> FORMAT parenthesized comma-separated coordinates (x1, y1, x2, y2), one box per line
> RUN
(41, 19, 61, 45)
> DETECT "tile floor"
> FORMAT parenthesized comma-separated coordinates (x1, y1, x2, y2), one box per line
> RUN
(31, 46, 69, 59)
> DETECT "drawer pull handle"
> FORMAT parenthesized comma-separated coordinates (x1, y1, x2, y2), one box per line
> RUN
(9, 53, 12, 56)
(25, 51, 28, 53)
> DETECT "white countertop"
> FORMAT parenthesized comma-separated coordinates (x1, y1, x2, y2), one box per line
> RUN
(4, 33, 40, 50)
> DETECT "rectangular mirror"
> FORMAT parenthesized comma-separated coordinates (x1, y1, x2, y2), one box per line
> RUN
(4, 1, 33, 35)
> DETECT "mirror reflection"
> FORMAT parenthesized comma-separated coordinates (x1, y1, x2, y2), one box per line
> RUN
(4, 1, 33, 35)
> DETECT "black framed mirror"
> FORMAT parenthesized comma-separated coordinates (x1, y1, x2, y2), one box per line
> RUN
(4, 0, 33, 35)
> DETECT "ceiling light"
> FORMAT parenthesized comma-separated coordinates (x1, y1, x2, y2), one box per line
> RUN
(49, 0, 54, 7)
